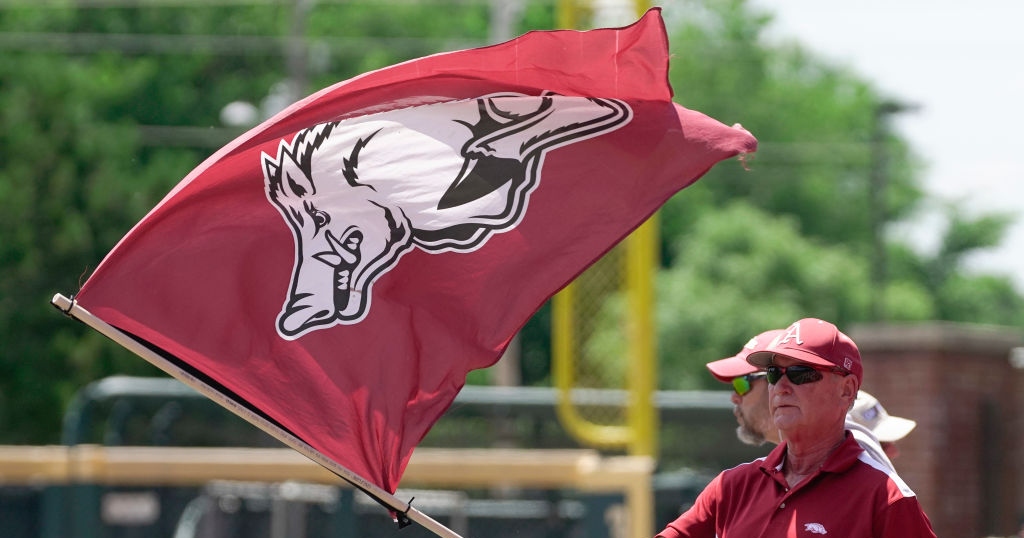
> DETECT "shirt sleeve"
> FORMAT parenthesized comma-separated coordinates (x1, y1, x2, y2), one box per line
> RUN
(874, 496, 938, 538)
(655, 473, 721, 538)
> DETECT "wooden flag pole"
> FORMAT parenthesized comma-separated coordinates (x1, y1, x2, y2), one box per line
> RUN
(51, 293, 464, 538)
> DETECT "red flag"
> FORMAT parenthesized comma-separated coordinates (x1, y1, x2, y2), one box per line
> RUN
(72, 8, 756, 492)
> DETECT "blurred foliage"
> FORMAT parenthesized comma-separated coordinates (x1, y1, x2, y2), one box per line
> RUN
(645, 0, 1022, 389)
(0, 0, 1021, 445)
(655, 201, 873, 389)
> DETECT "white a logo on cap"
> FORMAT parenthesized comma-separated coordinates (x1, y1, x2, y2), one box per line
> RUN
(778, 321, 804, 346)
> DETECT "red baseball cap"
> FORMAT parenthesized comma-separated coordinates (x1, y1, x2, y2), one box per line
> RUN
(746, 318, 863, 385)
(706, 329, 785, 383)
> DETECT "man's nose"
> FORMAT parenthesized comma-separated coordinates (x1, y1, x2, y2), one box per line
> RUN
(770, 375, 794, 394)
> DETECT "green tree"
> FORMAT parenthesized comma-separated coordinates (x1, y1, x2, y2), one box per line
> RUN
(0, 45, 173, 442)
(654, 202, 873, 389)
(889, 207, 1023, 325)
(663, 0, 920, 262)
(631, 0, 1020, 389)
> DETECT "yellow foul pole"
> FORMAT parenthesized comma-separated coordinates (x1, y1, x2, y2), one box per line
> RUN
(551, 5, 657, 538)
(552, 0, 657, 458)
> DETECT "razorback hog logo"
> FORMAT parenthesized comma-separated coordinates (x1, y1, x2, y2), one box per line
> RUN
(262, 91, 631, 339)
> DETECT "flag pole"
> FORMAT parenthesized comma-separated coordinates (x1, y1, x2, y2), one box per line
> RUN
(51, 293, 464, 538)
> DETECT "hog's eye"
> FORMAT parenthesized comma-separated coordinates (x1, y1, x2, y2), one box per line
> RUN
(308, 207, 330, 232)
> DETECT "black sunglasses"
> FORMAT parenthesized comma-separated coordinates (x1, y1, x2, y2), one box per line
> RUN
(765, 364, 847, 385)
(731, 373, 766, 396)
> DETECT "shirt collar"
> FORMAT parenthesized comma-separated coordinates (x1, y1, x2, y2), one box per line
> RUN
(760, 431, 864, 475)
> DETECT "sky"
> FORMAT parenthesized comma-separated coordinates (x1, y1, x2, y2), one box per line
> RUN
(748, 0, 1024, 291)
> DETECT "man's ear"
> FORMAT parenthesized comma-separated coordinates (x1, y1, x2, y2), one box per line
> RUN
(841, 376, 859, 403)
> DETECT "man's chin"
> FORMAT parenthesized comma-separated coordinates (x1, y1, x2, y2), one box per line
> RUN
(736, 425, 766, 446)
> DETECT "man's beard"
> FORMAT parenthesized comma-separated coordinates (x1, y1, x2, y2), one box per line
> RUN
(736, 420, 767, 446)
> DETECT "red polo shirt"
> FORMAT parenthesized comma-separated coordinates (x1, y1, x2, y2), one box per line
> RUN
(657, 432, 936, 538)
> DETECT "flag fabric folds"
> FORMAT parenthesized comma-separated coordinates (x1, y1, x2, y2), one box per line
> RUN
(72, 8, 756, 492)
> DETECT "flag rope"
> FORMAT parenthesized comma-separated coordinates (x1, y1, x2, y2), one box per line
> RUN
(50, 292, 463, 538)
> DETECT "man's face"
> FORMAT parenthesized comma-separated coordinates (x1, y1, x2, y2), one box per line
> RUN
(730, 374, 779, 446)
(767, 356, 856, 441)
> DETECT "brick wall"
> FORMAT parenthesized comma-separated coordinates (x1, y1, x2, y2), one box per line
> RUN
(850, 322, 1024, 538)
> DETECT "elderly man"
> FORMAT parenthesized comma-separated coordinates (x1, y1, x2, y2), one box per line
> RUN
(659, 318, 936, 537)
(706, 332, 917, 472)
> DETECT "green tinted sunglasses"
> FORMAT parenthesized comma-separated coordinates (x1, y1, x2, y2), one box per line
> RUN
(731, 373, 767, 396)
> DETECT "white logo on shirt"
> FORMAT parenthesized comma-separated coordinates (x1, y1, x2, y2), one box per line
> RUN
(804, 522, 827, 534)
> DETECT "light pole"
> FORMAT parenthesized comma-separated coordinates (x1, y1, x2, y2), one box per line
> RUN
(284, 0, 313, 106)
(869, 100, 918, 320)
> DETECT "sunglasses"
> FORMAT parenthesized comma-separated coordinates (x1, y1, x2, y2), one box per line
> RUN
(731, 373, 767, 396)
(765, 364, 847, 385)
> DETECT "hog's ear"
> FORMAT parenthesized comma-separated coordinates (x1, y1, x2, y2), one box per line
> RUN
(263, 143, 315, 201)
(262, 151, 282, 195)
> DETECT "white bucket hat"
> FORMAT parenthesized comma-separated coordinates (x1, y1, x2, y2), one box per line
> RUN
(849, 391, 917, 442)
